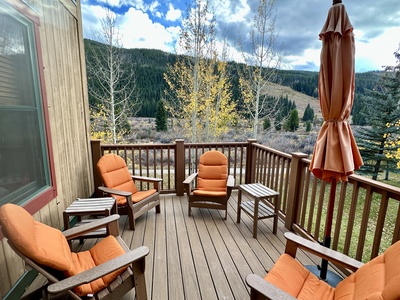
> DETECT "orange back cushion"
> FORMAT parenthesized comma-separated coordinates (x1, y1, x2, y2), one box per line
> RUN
(335, 241, 400, 300)
(97, 154, 138, 205)
(335, 240, 400, 300)
(67, 235, 128, 296)
(0, 203, 73, 271)
(197, 151, 228, 193)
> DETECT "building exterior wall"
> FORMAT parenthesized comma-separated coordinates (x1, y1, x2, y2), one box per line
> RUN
(0, 0, 94, 297)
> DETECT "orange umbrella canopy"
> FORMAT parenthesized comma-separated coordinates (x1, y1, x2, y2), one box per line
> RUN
(309, 2, 363, 182)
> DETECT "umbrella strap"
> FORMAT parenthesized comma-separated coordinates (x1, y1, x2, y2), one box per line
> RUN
(324, 119, 346, 126)
(332, 0, 342, 5)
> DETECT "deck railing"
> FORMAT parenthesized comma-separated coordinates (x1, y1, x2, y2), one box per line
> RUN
(91, 139, 400, 263)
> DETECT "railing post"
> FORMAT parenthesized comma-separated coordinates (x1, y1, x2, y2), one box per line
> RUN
(245, 139, 257, 184)
(175, 139, 185, 196)
(285, 152, 308, 230)
(91, 140, 103, 197)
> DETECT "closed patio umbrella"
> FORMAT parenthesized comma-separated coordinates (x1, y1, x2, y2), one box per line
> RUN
(309, 0, 363, 282)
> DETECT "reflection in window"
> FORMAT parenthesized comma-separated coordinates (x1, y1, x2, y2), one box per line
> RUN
(0, 3, 51, 205)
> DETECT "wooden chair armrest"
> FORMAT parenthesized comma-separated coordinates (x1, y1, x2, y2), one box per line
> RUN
(131, 175, 162, 192)
(62, 215, 120, 240)
(284, 232, 363, 272)
(227, 175, 235, 187)
(98, 186, 132, 197)
(47, 246, 150, 294)
(246, 274, 296, 300)
(183, 173, 198, 185)
(183, 173, 198, 195)
(131, 175, 162, 183)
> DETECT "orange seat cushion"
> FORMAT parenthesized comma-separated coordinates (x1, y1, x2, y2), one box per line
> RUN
(66, 236, 127, 296)
(265, 254, 334, 300)
(0, 204, 127, 297)
(197, 151, 228, 194)
(131, 189, 157, 203)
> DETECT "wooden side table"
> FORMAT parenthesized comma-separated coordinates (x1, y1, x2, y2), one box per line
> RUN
(63, 197, 117, 242)
(236, 183, 280, 238)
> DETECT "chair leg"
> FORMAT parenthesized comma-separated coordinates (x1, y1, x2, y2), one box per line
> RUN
(156, 203, 161, 214)
(128, 210, 135, 230)
(132, 259, 148, 300)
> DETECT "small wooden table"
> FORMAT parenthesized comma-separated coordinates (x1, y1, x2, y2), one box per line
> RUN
(237, 183, 280, 238)
(63, 197, 117, 242)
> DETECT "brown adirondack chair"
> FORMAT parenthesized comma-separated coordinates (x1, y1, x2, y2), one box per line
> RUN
(0, 203, 149, 300)
(183, 150, 234, 220)
(246, 231, 400, 300)
(97, 153, 162, 230)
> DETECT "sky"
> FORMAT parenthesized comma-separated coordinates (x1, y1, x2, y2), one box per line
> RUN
(81, 0, 400, 72)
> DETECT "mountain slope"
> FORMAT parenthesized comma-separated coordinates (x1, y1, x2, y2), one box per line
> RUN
(264, 81, 321, 120)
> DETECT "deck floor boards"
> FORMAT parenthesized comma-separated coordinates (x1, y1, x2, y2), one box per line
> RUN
(114, 190, 304, 300)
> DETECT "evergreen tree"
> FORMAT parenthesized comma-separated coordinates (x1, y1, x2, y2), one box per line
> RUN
(356, 49, 400, 180)
(302, 103, 314, 122)
(155, 100, 167, 131)
(283, 109, 299, 132)
(305, 120, 312, 132)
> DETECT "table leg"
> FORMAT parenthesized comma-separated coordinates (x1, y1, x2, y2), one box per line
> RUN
(273, 196, 279, 235)
(253, 198, 259, 238)
(237, 189, 242, 223)
(63, 211, 69, 230)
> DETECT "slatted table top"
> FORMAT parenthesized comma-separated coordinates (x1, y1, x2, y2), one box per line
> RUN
(64, 197, 116, 215)
(239, 183, 279, 198)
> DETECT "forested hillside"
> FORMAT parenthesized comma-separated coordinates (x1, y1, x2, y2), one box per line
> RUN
(84, 39, 381, 119)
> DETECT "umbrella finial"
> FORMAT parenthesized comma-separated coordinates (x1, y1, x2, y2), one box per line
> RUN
(332, 0, 342, 4)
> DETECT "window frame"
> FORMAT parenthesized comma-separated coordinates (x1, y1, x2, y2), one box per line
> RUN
(2, 0, 57, 216)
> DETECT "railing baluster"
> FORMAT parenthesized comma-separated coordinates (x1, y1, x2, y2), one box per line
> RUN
(332, 182, 347, 251)
(371, 191, 388, 258)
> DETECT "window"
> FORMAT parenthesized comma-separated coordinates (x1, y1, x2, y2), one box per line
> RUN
(0, 2, 56, 208)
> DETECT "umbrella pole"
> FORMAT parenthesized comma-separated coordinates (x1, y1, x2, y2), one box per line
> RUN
(320, 177, 337, 280)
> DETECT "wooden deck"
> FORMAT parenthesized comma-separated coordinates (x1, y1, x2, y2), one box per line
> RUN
(30, 191, 331, 299)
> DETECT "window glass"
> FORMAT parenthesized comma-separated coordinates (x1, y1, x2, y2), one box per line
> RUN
(0, 3, 51, 205)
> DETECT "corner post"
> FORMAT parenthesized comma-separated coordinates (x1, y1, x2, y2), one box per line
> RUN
(175, 139, 185, 196)
(91, 140, 102, 197)
(245, 139, 257, 184)
(285, 152, 308, 230)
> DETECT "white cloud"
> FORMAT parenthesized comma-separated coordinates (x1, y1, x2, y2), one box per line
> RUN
(81, 4, 109, 38)
(354, 27, 400, 71)
(282, 48, 321, 70)
(212, 0, 250, 23)
(119, 7, 179, 51)
(165, 3, 182, 22)
(95, 0, 122, 7)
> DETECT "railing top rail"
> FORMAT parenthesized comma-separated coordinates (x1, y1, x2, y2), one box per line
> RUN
(183, 142, 249, 147)
(349, 173, 400, 199)
(101, 143, 175, 149)
(252, 143, 293, 159)
(299, 155, 400, 200)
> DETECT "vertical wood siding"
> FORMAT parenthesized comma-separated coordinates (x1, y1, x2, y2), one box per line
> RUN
(0, 0, 93, 297)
